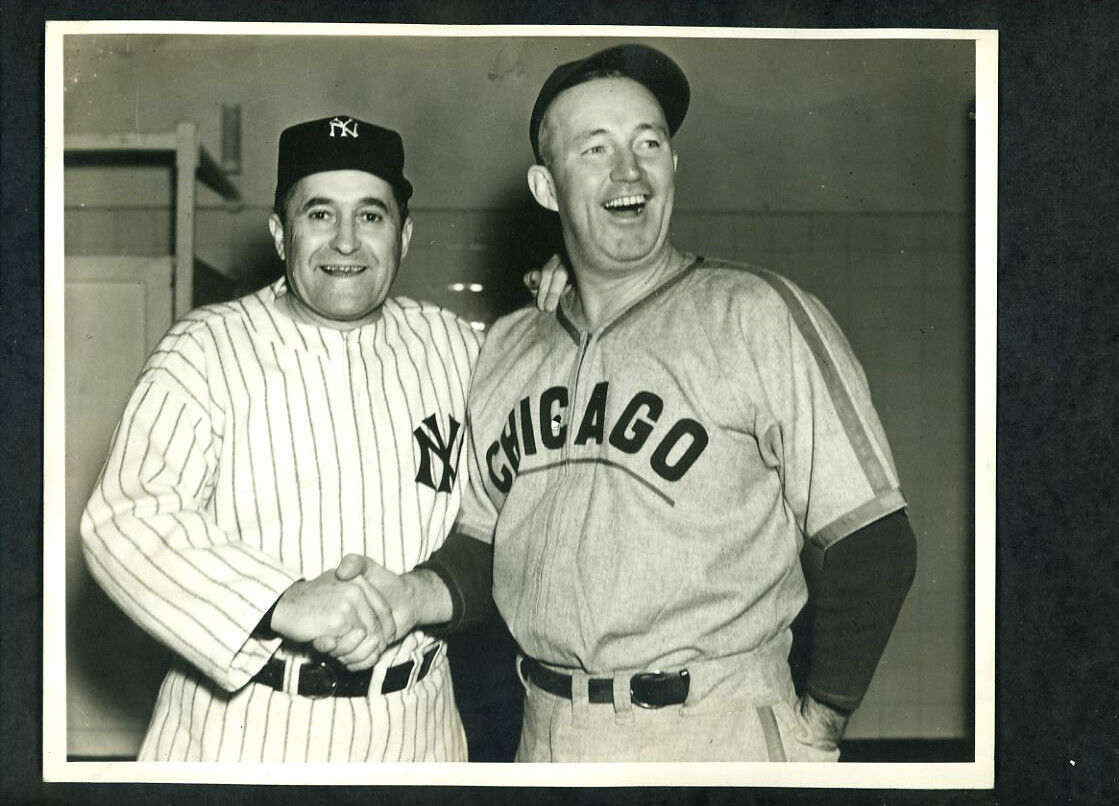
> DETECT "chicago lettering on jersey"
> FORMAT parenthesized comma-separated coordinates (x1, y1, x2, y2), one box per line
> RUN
(485, 381, 708, 493)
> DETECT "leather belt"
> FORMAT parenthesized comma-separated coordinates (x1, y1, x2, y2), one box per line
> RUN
(253, 646, 439, 698)
(519, 656, 690, 709)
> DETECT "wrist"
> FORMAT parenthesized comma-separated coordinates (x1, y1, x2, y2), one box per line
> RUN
(800, 693, 850, 746)
(266, 579, 305, 636)
(402, 568, 452, 627)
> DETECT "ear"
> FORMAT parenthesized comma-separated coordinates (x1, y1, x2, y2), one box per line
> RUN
(399, 215, 414, 262)
(527, 164, 559, 212)
(268, 213, 286, 262)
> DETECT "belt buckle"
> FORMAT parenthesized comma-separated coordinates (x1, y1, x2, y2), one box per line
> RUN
(299, 659, 338, 698)
(630, 670, 668, 709)
(629, 669, 689, 709)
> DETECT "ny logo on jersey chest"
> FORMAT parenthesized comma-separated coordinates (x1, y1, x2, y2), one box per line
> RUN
(413, 413, 461, 493)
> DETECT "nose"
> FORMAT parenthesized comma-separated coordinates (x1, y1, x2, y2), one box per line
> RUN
(610, 148, 643, 183)
(331, 217, 358, 254)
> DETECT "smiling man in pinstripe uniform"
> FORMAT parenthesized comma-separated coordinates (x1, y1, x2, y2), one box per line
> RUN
(79, 115, 563, 762)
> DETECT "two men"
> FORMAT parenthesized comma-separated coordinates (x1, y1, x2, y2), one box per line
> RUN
(86, 41, 917, 765)
(340, 44, 917, 762)
(80, 115, 561, 761)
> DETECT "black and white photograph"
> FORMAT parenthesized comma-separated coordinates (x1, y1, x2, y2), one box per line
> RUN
(42, 22, 996, 788)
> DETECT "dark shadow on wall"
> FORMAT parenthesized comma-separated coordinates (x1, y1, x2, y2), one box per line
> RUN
(66, 579, 173, 755)
(458, 182, 566, 322)
(446, 615, 525, 762)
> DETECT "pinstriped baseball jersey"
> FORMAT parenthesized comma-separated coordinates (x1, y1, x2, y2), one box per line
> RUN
(81, 277, 479, 761)
(455, 257, 906, 674)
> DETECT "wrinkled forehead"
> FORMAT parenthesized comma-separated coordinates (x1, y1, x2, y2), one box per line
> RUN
(544, 76, 670, 138)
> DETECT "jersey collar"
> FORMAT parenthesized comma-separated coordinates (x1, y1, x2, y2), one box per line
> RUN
(554, 254, 704, 345)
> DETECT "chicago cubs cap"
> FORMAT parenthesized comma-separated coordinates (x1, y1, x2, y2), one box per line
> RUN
(529, 44, 690, 163)
(274, 115, 414, 211)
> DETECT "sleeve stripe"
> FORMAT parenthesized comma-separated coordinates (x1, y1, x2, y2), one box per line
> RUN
(451, 520, 492, 543)
(744, 267, 892, 494)
(809, 490, 908, 550)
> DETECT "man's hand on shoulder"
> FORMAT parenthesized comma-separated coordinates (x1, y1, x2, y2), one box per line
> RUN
(797, 693, 850, 750)
(523, 254, 570, 312)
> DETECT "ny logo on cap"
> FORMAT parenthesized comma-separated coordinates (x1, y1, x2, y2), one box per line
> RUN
(328, 117, 359, 138)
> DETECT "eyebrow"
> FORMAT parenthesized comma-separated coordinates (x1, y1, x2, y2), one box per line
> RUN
(299, 196, 392, 213)
(573, 121, 668, 143)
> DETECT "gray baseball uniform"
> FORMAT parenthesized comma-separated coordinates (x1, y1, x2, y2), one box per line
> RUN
(453, 256, 906, 761)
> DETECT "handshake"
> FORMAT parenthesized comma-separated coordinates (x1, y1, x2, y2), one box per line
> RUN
(269, 555, 442, 672)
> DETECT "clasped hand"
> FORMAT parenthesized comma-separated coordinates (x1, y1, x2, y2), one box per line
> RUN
(269, 555, 416, 672)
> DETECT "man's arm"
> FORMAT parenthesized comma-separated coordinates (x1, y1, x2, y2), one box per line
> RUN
(81, 370, 374, 690)
(797, 509, 918, 745)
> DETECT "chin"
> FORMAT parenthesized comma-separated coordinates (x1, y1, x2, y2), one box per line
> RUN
(605, 241, 662, 265)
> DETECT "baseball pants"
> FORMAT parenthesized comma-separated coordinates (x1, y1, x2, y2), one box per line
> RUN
(138, 645, 468, 762)
(514, 633, 841, 763)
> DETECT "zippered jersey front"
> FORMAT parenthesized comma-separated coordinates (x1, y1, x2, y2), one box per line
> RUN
(457, 257, 906, 674)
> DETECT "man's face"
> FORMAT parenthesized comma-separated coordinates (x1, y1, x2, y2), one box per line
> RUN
(268, 169, 412, 329)
(531, 77, 677, 273)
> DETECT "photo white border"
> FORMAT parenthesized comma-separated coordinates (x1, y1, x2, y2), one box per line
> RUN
(43, 20, 997, 789)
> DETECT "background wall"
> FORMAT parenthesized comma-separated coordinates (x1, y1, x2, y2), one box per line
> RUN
(62, 33, 975, 756)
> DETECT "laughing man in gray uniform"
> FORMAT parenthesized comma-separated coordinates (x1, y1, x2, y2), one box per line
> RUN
(331, 44, 918, 762)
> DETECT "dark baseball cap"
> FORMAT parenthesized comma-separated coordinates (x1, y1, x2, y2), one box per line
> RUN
(529, 44, 690, 163)
(274, 115, 413, 212)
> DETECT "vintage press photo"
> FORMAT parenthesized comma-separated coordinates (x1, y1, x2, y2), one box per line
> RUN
(43, 22, 996, 787)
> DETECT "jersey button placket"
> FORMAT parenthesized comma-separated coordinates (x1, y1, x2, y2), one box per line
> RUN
(530, 332, 589, 654)
(538, 333, 594, 655)
(561, 333, 591, 468)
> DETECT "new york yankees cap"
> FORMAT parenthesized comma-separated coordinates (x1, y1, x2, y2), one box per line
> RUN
(274, 115, 414, 212)
(529, 44, 690, 163)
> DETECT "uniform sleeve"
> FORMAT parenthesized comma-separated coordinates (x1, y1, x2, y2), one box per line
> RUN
(413, 529, 494, 635)
(80, 349, 301, 692)
(747, 284, 906, 548)
(449, 414, 502, 546)
(800, 510, 918, 710)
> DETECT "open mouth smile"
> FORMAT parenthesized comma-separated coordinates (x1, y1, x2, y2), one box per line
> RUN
(319, 264, 368, 277)
(602, 193, 649, 215)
